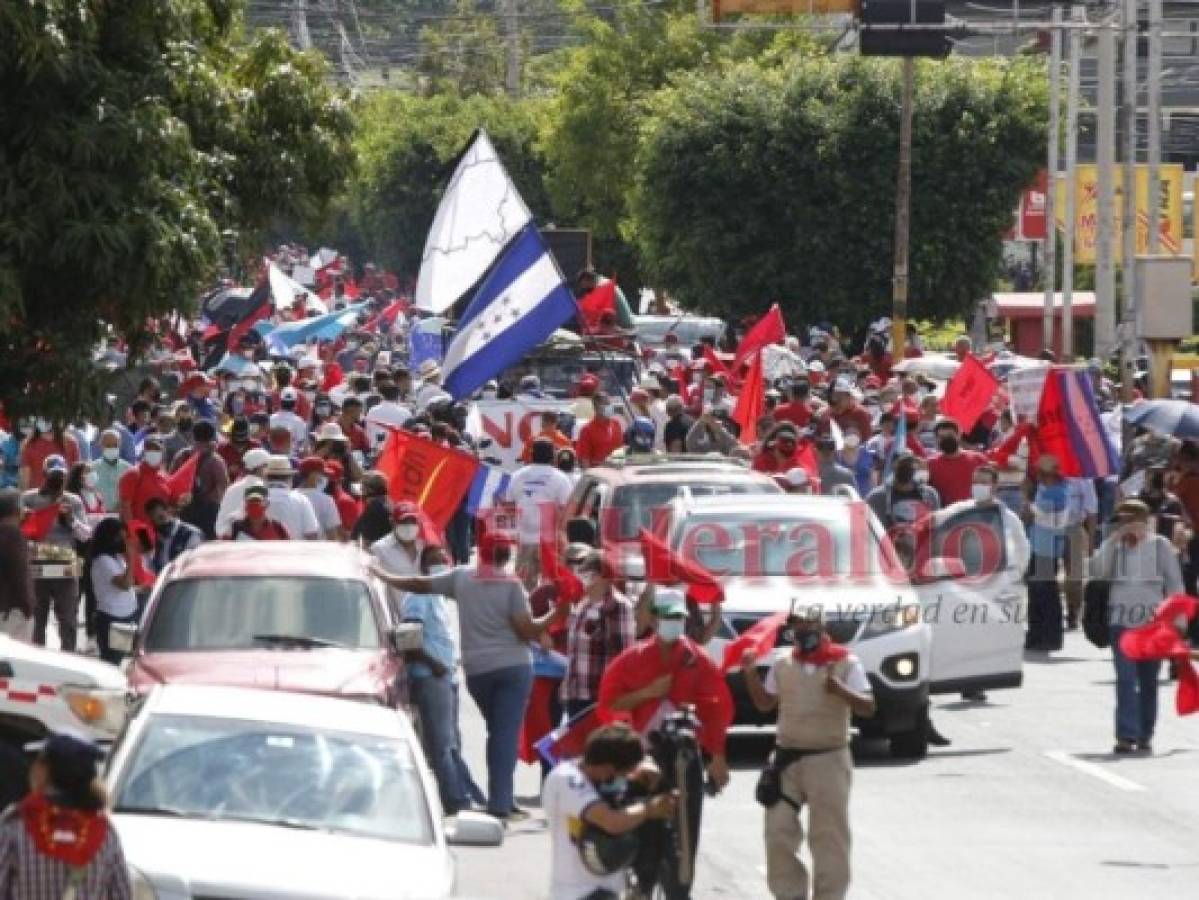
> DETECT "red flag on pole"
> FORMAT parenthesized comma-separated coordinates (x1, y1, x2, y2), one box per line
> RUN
(374, 429, 480, 530)
(125, 523, 157, 588)
(20, 505, 60, 542)
(721, 611, 789, 673)
(702, 346, 733, 382)
(577, 281, 617, 334)
(164, 452, 199, 503)
(638, 529, 723, 604)
(940, 354, 1000, 433)
(732, 304, 785, 370)
(731, 350, 765, 445)
(540, 541, 584, 607)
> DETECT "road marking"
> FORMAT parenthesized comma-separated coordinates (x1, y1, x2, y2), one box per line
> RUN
(1043, 750, 1146, 792)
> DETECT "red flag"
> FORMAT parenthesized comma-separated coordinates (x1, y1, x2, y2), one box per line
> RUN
(668, 363, 694, 406)
(1119, 595, 1199, 715)
(165, 452, 199, 503)
(577, 281, 617, 333)
(940, 354, 1000, 433)
(638, 529, 723, 604)
(540, 541, 584, 607)
(534, 704, 603, 764)
(721, 611, 788, 673)
(1034, 369, 1083, 476)
(363, 299, 407, 334)
(226, 279, 273, 350)
(20, 505, 60, 541)
(702, 346, 733, 382)
(374, 429, 480, 530)
(731, 350, 765, 446)
(732, 304, 785, 370)
(125, 524, 156, 588)
(320, 361, 344, 394)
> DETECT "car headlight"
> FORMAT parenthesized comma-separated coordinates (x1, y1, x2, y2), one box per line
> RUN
(858, 604, 921, 641)
(61, 686, 128, 736)
(130, 866, 159, 900)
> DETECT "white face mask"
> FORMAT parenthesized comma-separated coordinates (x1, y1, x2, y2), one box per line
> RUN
(428, 564, 452, 576)
(844, 433, 861, 449)
(143, 450, 163, 468)
(657, 618, 686, 643)
(314, 476, 328, 492)
(83, 471, 99, 489)
(971, 484, 993, 503)
(395, 523, 419, 542)
(102, 446, 120, 463)
(598, 404, 612, 418)
(35, 418, 51, 433)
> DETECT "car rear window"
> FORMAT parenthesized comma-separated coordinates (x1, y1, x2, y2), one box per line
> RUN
(144, 577, 381, 652)
(610, 481, 776, 539)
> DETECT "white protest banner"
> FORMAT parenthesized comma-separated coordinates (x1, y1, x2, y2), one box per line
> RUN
(468, 399, 577, 471)
(1008, 365, 1050, 421)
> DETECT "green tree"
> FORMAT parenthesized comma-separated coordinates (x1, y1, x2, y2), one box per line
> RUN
(0, 0, 353, 419)
(630, 54, 1047, 329)
(351, 90, 549, 275)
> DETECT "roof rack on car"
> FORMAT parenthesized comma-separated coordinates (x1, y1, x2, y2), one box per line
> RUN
(604, 452, 748, 469)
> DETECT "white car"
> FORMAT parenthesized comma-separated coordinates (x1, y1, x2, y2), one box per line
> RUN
(661, 493, 1024, 758)
(106, 685, 503, 900)
(0, 635, 127, 746)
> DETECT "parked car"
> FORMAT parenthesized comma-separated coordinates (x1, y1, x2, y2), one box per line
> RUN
(659, 492, 1024, 759)
(108, 684, 502, 900)
(633, 314, 727, 350)
(123, 542, 416, 708)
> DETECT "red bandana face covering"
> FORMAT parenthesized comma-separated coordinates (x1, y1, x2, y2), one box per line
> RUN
(793, 634, 849, 667)
(20, 793, 109, 867)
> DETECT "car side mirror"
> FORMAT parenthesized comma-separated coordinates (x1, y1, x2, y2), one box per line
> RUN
(445, 811, 504, 847)
(391, 622, 423, 654)
(108, 622, 139, 655)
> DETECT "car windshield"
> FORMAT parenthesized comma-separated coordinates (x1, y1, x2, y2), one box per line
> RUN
(113, 715, 432, 845)
(143, 577, 380, 652)
(635, 317, 724, 347)
(612, 481, 775, 540)
(677, 511, 887, 578)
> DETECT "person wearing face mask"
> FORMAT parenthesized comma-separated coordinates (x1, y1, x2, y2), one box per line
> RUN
(661, 396, 693, 455)
(66, 462, 106, 526)
(145, 497, 202, 572)
(229, 485, 291, 540)
(556, 448, 581, 486)
(161, 403, 193, 468)
(814, 436, 857, 495)
(118, 438, 171, 526)
(402, 544, 483, 816)
(520, 411, 574, 464)
(21, 455, 91, 650)
(174, 420, 229, 541)
(371, 503, 429, 605)
(1089, 500, 1184, 753)
(752, 423, 814, 475)
(544, 723, 676, 900)
(836, 429, 876, 496)
(742, 610, 874, 900)
(597, 590, 733, 899)
(350, 471, 394, 547)
(1135, 465, 1187, 546)
(18, 418, 80, 491)
(92, 429, 131, 512)
(575, 394, 624, 468)
(323, 459, 362, 534)
(927, 419, 988, 505)
(214, 447, 270, 539)
(561, 550, 637, 723)
(296, 456, 344, 541)
(216, 417, 260, 482)
(270, 388, 310, 455)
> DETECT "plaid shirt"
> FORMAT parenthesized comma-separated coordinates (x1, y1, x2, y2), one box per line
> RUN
(0, 808, 132, 900)
(560, 589, 636, 703)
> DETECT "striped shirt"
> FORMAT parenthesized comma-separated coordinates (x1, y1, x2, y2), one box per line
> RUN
(0, 805, 131, 900)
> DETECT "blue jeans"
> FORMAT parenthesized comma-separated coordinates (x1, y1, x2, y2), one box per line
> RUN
(1111, 625, 1162, 743)
(466, 663, 533, 818)
(411, 675, 470, 814)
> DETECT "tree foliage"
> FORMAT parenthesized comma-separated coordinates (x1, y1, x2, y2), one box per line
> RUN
(630, 54, 1047, 329)
(0, 0, 353, 418)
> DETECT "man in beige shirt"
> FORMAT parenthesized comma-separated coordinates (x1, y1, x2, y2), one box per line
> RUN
(743, 612, 875, 900)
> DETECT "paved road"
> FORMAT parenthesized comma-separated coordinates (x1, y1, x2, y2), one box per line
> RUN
(454, 631, 1199, 900)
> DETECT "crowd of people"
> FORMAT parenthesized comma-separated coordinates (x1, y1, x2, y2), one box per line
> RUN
(3, 262, 1199, 899)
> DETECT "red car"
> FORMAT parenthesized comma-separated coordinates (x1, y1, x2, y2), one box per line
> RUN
(126, 542, 409, 708)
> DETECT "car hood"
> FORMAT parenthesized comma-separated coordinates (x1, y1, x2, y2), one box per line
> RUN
(0, 636, 125, 690)
(116, 816, 453, 900)
(129, 649, 393, 698)
(718, 577, 916, 615)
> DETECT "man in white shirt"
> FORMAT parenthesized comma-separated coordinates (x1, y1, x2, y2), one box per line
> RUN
(413, 359, 451, 412)
(262, 455, 320, 540)
(296, 456, 343, 541)
(369, 502, 426, 619)
(269, 387, 310, 454)
(544, 723, 675, 900)
(215, 448, 271, 539)
(507, 438, 574, 587)
(364, 381, 412, 452)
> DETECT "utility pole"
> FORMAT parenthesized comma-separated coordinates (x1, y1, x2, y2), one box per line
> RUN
(1120, 0, 1139, 401)
(1042, 7, 1062, 356)
(890, 57, 915, 362)
(503, 0, 521, 98)
(1095, 15, 1117, 360)
(292, 0, 312, 50)
(1061, 5, 1082, 362)
(1147, 0, 1163, 253)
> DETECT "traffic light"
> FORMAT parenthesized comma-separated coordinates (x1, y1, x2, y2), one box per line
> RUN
(859, 0, 951, 58)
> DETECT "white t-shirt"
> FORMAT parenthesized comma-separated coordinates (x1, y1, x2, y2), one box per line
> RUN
(764, 653, 872, 696)
(265, 485, 320, 540)
(364, 401, 412, 450)
(507, 463, 574, 544)
(298, 486, 342, 537)
(269, 411, 310, 453)
(91, 555, 138, 618)
(543, 760, 623, 900)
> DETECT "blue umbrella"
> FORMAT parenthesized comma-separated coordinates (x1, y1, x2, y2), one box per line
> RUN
(1123, 399, 1199, 438)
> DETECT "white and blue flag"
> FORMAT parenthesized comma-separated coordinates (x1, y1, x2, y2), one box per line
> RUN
(262, 302, 368, 354)
(466, 465, 512, 517)
(441, 224, 576, 400)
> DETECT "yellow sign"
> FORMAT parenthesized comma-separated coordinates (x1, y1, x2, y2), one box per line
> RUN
(1054, 163, 1184, 265)
(712, 0, 856, 19)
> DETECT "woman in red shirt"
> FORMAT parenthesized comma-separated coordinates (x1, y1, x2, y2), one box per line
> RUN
(19, 421, 80, 491)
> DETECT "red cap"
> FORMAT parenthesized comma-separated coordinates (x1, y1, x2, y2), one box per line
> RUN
(577, 374, 600, 396)
(391, 501, 421, 523)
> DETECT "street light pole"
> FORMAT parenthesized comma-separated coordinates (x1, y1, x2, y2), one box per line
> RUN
(1095, 14, 1117, 360)
(1042, 8, 1062, 356)
(1147, 0, 1163, 253)
(890, 57, 915, 360)
(1062, 5, 1082, 362)
(1120, 0, 1139, 401)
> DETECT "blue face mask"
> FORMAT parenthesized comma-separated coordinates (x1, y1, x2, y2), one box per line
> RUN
(598, 775, 628, 800)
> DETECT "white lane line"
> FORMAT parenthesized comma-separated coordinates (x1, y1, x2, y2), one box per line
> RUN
(1043, 750, 1146, 792)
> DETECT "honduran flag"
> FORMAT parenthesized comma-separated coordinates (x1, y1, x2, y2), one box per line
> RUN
(466, 465, 511, 517)
(1036, 367, 1119, 478)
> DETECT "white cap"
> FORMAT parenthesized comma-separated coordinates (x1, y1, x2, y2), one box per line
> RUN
(783, 467, 809, 486)
(315, 422, 348, 443)
(242, 448, 270, 472)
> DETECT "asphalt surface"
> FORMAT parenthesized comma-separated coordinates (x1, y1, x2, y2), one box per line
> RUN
(453, 630, 1199, 900)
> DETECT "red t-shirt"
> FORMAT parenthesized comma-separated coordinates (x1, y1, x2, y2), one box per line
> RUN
(772, 401, 812, 429)
(928, 450, 988, 505)
(118, 463, 170, 523)
(821, 404, 873, 441)
(751, 441, 816, 475)
(342, 421, 371, 455)
(597, 636, 733, 756)
(575, 418, 624, 467)
(20, 435, 80, 490)
(334, 490, 362, 530)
